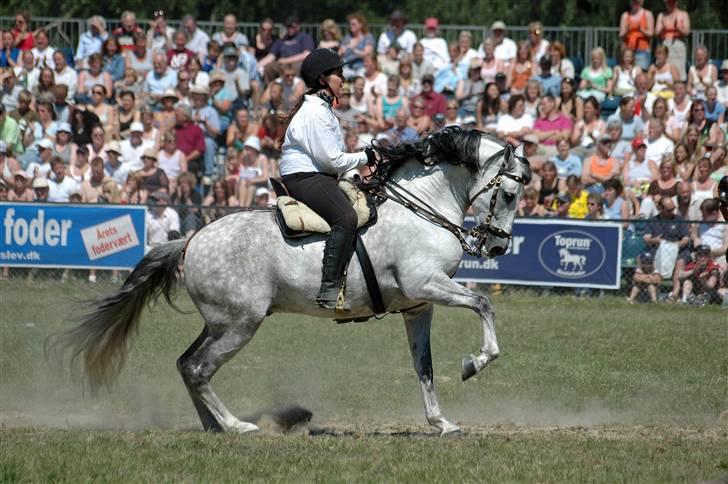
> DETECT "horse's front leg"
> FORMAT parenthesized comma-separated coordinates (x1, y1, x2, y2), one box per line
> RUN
(404, 272, 500, 382)
(402, 304, 461, 436)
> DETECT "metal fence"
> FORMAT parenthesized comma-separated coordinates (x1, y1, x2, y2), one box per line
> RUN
(0, 201, 724, 306)
(1, 16, 727, 66)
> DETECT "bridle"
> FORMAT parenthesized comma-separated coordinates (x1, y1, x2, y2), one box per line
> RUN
(366, 142, 529, 257)
(466, 144, 529, 255)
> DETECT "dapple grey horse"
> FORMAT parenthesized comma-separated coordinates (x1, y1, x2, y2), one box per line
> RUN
(55, 129, 531, 436)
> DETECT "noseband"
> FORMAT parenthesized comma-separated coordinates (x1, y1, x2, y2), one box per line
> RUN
(467, 144, 529, 256)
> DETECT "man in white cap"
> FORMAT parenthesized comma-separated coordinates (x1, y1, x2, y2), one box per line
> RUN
(104, 140, 132, 187)
(32, 176, 50, 202)
(120, 122, 152, 170)
(488, 21, 517, 65)
(48, 156, 79, 202)
(190, 86, 221, 178)
(26, 138, 54, 179)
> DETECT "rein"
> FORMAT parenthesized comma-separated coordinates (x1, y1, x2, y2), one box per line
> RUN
(364, 141, 527, 258)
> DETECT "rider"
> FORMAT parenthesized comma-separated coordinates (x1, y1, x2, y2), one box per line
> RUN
(279, 48, 377, 310)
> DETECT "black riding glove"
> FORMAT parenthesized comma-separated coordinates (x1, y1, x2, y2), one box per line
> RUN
(364, 147, 378, 167)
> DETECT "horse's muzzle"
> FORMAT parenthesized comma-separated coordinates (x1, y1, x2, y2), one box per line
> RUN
(488, 246, 506, 257)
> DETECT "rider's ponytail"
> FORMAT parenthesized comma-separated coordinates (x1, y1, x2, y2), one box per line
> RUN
(278, 88, 317, 144)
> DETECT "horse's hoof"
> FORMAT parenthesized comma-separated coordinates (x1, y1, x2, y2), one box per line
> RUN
(461, 355, 477, 381)
(441, 427, 464, 437)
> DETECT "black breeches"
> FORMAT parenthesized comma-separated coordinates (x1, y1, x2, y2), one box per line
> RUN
(282, 172, 358, 234)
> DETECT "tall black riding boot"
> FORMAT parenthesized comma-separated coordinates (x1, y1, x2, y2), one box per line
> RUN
(316, 226, 356, 310)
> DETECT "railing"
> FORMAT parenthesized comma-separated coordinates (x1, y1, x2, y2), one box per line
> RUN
(2, 16, 726, 66)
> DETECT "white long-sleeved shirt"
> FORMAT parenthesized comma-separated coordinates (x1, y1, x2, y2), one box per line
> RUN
(280, 95, 367, 177)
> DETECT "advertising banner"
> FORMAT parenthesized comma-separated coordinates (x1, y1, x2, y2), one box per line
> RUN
(0, 203, 146, 270)
(455, 219, 623, 289)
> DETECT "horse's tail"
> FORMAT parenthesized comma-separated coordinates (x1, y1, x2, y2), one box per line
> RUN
(47, 239, 187, 393)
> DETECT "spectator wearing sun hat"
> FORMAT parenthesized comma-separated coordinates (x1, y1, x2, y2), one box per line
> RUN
(488, 21, 517, 65)
(104, 140, 132, 188)
(420, 17, 450, 70)
(120, 122, 152, 170)
(190, 85, 221, 178)
(31, 176, 50, 201)
(8, 170, 33, 201)
(377, 10, 418, 57)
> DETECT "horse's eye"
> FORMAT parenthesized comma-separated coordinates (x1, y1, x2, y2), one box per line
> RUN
(503, 192, 515, 203)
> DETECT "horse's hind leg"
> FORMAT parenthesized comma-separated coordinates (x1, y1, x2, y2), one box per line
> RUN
(403, 304, 461, 436)
(177, 315, 264, 433)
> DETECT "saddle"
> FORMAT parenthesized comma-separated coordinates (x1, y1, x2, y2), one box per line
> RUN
(271, 178, 377, 237)
(270, 178, 385, 320)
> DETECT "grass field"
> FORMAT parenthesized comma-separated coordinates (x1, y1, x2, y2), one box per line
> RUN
(1, 279, 727, 482)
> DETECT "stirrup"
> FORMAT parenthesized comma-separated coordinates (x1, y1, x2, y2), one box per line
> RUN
(316, 285, 351, 311)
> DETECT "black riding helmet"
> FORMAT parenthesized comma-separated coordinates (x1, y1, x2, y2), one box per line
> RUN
(718, 175, 728, 205)
(300, 48, 344, 89)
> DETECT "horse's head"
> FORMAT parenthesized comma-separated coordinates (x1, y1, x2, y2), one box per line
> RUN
(468, 141, 531, 257)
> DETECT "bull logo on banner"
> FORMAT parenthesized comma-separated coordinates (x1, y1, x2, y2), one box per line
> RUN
(538, 230, 607, 279)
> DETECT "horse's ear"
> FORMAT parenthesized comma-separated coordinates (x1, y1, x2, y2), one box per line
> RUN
(514, 144, 525, 158)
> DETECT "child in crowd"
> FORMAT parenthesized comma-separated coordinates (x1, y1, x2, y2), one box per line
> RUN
(628, 252, 661, 304)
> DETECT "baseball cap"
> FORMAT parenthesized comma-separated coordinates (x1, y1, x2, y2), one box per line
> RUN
(222, 45, 238, 57)
(57, 122, 72, 133)
(38, 138, 54, 151)
(522, 134, 539, 144)
(244, 136, 261, 152)
(255, 187, 269, 197)
(638, 252, 654, 264)
(161, 89, 179, 101)
(141, 148, 158, 161)
(491, 20, 507, 31)
(209, 72, 226, 84)
(422, 73, 435, 84)
(631, 137, 646, 150)
(14, 170, 29, 180)
(424, 17, 439, 29)
(32, 177, 49, 189)
(0, 141, 6, 154)
(599, 134, 613, 143)
(130, 122, 144, 133)
(189, 85, 210, 96)
(721, 60, 728, 72)
(695, 244, 711, 256)
(107, 140, 122, 154)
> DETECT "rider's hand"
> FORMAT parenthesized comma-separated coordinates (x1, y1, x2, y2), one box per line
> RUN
(364, 147, 378, 167)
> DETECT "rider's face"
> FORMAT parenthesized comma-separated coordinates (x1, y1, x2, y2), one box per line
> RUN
(325, 69, 344, 98)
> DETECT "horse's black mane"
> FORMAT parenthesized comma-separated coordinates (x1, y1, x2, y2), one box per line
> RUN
(371, 127, 504, 181)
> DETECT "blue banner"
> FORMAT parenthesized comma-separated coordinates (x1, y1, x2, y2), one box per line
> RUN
(1, 203, 146, 270)
(455, 219, 623, 289)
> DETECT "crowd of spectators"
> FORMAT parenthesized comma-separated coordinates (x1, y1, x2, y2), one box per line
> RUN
(0, 4, 726, 302)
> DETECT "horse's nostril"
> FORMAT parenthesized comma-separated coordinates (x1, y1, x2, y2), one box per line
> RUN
(490, 246, 506, 256)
